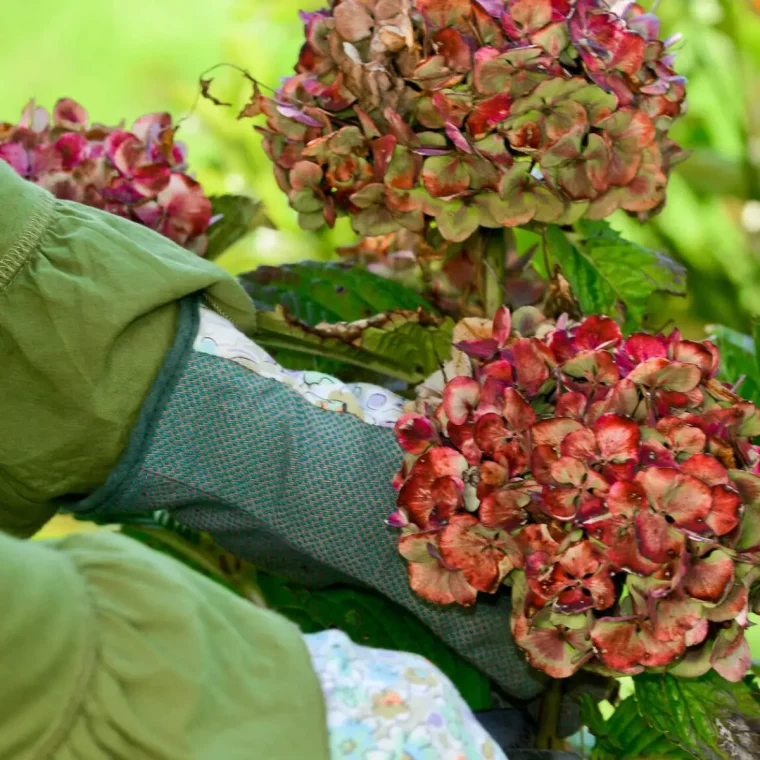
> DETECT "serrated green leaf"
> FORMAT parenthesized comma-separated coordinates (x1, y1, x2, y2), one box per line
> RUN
(707, 324, 760, 406)
(547, 221, 686, 331)
(240, 260, 435, 326)
(254, 573, 492, 711)
(205, 195, 269, 260)
(254, 306, 454, 384)
(634, 671, 760, 760)
(583, 695, 693, 760)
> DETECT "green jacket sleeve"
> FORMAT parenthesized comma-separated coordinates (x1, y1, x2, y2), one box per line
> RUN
(0, 528, 329, 760)
(0, 159, 256, 537)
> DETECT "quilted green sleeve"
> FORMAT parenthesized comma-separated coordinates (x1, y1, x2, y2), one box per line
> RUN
(0, 528, 329, 760)
(0, 159, 256, 537)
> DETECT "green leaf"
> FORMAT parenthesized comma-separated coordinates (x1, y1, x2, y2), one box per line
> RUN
(240, 260, 435, 326)
(547, 221, 686, 331)
(581, 695, 690, 759)
(707, 324, 760, 406)
(634, 671, 760, 760)
(205, 195, 270, 260)
(254, 306, 454, 384)
(254, 572, 492, 711)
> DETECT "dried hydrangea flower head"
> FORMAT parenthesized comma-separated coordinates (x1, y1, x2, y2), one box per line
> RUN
(248, 0, 688, 242)
(0, 99, 212, 254)
(392, 306, 760, 681)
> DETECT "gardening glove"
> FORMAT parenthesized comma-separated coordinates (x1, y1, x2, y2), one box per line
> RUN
(0, 527, 329, 760)
(0, 157, 548, 704)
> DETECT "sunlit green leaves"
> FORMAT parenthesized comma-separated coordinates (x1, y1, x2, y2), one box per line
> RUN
(547, 221, 686, 331)
(579, 695, 690, 760)
(634, 671, 760, 760)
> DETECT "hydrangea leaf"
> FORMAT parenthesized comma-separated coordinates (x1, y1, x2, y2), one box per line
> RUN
(634, 670, 760, 760)
(254, 306, 454, 384)
(706, 324, 760, 407)
(241, 260, 435, 325)
(547, 220, 686, 331)
(580, 694, 692, 759)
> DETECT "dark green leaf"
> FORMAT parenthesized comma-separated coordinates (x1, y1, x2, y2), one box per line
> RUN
(547, 221, 686, 331)
(255, 306, 454, 384)
(708, 324, 760, 406)
(635, 671, 760, 760)
(205, 195, 270, 260)
(240, 260, 435, 326)
(255, 572, 492, 711)
(579, 693, 610, 740)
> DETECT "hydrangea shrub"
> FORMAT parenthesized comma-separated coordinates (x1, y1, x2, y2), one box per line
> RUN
(392, 306, 760, 681)
(245, 0, 688, 242)
(0, 99, 212, 254)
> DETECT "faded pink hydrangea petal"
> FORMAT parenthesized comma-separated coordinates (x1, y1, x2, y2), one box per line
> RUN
(248, 0, 686, 238)
(0, 143, 30, 175)
(0, 100, 211, 253)
(52, 98, 89, 129)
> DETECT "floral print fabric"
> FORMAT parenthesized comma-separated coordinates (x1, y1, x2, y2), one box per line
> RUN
(193, 307, 405, 428)
(304, 630, 507, 760)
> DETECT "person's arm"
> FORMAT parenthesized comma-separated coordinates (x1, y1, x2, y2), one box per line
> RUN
(0, 158, 548, 704)
(0, 157, 255, 538)
(0, 528, 329, 760)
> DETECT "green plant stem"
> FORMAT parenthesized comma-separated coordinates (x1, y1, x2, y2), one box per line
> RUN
(479, 229, 507, 319)
(536, 678, 563, 750)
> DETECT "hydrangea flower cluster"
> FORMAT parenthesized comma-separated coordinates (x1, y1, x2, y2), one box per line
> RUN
(0, 99, 212, 254)
(250, 0, 687, 242)
(392, 306, 760, 680)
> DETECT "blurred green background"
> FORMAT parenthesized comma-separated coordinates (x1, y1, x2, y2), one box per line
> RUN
(1, 0, 760, 335)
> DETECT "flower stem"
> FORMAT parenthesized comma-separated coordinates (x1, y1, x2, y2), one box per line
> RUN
(479, 229, 507, 319)
(536, 678, 564, 750)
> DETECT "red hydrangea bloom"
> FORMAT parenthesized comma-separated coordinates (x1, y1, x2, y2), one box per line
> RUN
(0, 99, 212, 254)
(245, 0, 687, 243)
(392, 306, 760, 681)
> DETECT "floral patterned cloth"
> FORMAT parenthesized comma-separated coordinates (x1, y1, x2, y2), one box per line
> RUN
(304, 630, 507, 760)
(193, 307, 405, 428)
